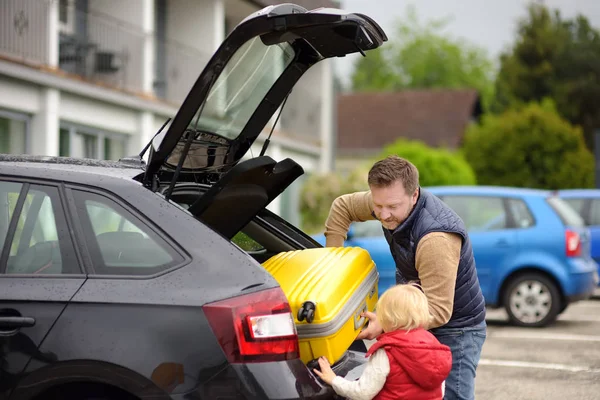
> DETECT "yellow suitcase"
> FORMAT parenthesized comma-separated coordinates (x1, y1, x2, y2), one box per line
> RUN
(262, 247, 379, 365)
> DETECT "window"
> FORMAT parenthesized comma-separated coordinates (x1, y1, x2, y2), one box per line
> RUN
(507, 198, 535, 229)
(589, 199, 600, 226)
(58, 0, 75, 34)
(0, 110, 28, 154)
(73, 190, 183, 275)
(60, 124, 128, 161)
(547, 197, 585, 227)
(232, 231, 264, 252)
(0, 182, 79, 275)
(442, 196, 507, 232)
(562, 198, 585, 216)
(352, 220, 384, 238)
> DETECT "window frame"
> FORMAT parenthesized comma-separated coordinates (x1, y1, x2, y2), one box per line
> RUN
(65, 185, 189, 278)
(0, 108, 30, 154)
(0, 178, 84, 277)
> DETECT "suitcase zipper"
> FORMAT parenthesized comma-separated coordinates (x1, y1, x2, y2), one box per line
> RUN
(296, 267, 379, 339)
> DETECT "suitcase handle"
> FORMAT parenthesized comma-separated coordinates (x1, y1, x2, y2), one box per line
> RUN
(354, 303, 368, 330)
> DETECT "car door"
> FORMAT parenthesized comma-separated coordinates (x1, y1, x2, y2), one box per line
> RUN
(0, 180, 85, 400)
(439, 195, 518, 302)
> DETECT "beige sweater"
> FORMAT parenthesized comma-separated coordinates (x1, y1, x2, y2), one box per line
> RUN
(324, 191, 462, 329)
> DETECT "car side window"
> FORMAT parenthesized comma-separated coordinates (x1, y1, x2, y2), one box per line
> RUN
(589, 199, 600, 226)
(352, 220, 384, 238)
(562, 198, 585, 217)
(442, 196, 507, 232)
(507, 198, 535, 228)
(72, 190, 184, 276)
(232, 231, 264, 252)
(0, 182, 79, 275)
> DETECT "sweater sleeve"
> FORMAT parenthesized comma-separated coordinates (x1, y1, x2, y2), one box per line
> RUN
(415, 232, 462, 329)
(324, 191, 376, 247)
(331, 348, 390, 400)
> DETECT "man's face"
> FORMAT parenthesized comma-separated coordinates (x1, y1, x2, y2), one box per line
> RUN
(370, 180, 419, 231)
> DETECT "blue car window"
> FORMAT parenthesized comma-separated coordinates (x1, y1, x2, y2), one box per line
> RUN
(442, 196, 507, 232)
(590, 200, 600, 226)
(507, 198, 535, 228)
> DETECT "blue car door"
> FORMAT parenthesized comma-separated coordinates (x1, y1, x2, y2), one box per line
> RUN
(438, 195, 519, 303)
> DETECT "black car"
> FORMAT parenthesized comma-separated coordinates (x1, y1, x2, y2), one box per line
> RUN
(0, 4, 387, 400)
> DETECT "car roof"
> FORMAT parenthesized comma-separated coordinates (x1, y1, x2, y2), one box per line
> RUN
(0, 154, 144, 183)
(555, 189, 600, 198)
(425, 185, 552, 197)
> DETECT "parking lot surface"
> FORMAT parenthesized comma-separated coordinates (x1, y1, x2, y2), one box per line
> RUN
(476, 291, 600, 400)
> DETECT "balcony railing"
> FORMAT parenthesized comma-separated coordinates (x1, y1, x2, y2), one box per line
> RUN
(58, 5, 146, 94)
(0, 0, 51, 65)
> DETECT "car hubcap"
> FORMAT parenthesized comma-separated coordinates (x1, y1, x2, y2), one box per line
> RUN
(509, 280, 552, 324)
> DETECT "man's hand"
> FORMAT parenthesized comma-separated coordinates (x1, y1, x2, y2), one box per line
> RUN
(313, 357, 337, 385)
(356, 311, 383, 340)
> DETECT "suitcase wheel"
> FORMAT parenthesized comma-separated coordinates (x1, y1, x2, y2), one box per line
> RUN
(297, 301, 316, 323)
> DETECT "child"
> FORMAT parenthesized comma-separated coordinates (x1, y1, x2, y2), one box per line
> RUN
(313, 282, 452, 400)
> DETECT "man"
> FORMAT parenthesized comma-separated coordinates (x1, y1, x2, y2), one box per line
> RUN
(324, 155, 486, 400)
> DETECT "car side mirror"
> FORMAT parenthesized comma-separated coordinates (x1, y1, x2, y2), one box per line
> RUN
(347, 224, 355, 241)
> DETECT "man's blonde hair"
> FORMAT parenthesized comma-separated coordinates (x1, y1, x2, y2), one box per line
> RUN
(376, 282, 430, 332)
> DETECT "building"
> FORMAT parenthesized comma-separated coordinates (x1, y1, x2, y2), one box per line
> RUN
(0, 0, 337, 225)
(335, 89, 483, 172)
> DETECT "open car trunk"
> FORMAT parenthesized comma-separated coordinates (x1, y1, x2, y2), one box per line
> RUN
(135, 3, 387, 241)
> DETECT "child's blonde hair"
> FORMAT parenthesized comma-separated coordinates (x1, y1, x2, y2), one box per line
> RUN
(376, 282, 430, 332)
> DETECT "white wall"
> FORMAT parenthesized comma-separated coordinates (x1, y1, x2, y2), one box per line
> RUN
(0, 76, 40, 114)
(60, 93, 138, 134)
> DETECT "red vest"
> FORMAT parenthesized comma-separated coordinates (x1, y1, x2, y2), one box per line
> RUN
(365, 328, 452, 400)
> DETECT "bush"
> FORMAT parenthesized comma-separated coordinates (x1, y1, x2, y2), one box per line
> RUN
(379, 139, 477, 186)
(299, 163, 370, 234)
(462, 100, 595, 189)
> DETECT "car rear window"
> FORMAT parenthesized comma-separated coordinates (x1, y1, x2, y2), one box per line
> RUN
(546, 197, 585, 227)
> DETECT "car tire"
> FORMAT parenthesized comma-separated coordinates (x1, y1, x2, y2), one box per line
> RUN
(503, 273, 561, 328)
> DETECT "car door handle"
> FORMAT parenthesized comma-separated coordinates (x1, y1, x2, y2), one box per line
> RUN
(495, 239, 510, 247)
(0, 316, 36, 329)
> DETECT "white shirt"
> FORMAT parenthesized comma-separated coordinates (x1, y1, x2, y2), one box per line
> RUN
(332, 348, 390, 400)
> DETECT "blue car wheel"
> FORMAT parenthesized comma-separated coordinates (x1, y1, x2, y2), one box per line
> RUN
(502, 272, 562, 328)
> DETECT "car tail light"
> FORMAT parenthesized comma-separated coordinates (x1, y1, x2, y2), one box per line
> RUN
(565, 229, 581, 257)
(203, 287, 299, 363)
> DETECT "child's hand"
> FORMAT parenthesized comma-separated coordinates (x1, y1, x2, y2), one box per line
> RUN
(313, 357, 337, 385)
(356, 311, 383, 340)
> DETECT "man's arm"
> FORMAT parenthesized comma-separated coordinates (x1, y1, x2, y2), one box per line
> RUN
(324, 191, 376, 247)
(415, 232, 462, 329)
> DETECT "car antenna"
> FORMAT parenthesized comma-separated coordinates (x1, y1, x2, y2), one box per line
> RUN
(139, 117, 171, 159)
(260, 94, 289, 157)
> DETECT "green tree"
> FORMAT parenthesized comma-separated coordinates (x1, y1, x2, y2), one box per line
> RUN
(380, 139, 477, 187)
(351, 5, 495, 109)
(492, 3, 600, 149)
(462, 100, 594, 189)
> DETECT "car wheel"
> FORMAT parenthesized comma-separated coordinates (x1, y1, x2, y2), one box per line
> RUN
(503, 273, 561, 328)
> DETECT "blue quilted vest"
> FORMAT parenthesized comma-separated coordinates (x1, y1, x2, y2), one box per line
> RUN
(380, 188, 486, 329)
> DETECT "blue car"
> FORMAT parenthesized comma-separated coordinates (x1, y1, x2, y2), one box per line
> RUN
(313, 186, 599, 327)
(557, 189, 600, 285)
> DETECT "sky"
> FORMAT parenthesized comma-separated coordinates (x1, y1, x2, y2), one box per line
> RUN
(334, 0, 600, 87)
